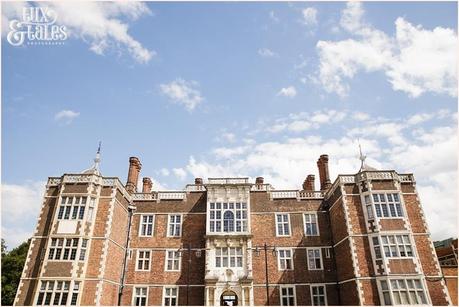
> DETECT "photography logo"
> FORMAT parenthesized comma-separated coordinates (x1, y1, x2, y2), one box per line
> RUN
(7, 7, 67, 46)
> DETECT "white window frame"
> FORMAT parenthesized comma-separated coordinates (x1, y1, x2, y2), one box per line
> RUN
(165, 249, 181, 272)
(47, 238, 79, 261)
(208, 202, 249, 234)
(139, 214, 155, 237)
(56, 196, 87, 220)
(307, 248, 323, 270)
(303, 212, 320, 236)
(215, 247, 243, 268)
(132, 286, 148, 306)
(34, 280, 80, 306)
(369, 192, 404, 219)
(280, 285, 297, 306)
(377, 278, 430, 305)
(135, 250, 152, 271)
(310, 284, 327, 306)
(378, 234, 414, 259)
(163, 286, 179, 306)
(167, 214, 182, 237)
(275, 213, 291, 237)
(277, 248, 294, 270)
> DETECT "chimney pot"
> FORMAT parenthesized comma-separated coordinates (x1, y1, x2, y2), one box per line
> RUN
(194, 178, 203, 185)
(256, 177, 264, 185)
(142, 177, 152, 193)
(126, 156, 142, 193)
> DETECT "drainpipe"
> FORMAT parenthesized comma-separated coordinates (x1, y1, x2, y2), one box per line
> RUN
(118, 204, 136, 306)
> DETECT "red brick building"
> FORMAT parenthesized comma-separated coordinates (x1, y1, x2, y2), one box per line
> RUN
(434, 239, 458, 305)
(14, 153, 452, 306)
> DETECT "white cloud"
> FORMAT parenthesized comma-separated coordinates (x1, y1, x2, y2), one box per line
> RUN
(2, 181, 46, 247)
(315, 2, 458, 98)
(2, 2, 154, 63)
(352, 112, 370, 121)
(173, 109, 457, 240)
(172, 168, 187, 180)
(221, 132, 236, 143)
(277, 86, 297, 98)
(159, 79, 203, 111)
(269, 11, 279, 23)
(160, 168, 170, 176)
(54, 110, 80, 124)
(301, 7, 318, 26)
(258, 48, 276, 58)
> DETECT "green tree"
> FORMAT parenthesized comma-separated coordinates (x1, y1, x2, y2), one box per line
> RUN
(1, 239, 30, 306)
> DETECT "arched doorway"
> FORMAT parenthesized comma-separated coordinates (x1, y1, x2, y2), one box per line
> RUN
(220, 290, 238, 306)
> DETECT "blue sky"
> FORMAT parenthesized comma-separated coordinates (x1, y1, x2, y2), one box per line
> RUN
(2, 1, 457, 248)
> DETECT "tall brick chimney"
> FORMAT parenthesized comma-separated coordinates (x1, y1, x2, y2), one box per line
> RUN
(126, 157, 142, 193)
(317, 154, 331, 191)
(142, 177, 152, 193)
(302, 175, 315, 191)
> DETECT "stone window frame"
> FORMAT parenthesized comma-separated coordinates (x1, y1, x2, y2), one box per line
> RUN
(215, 247, 243, 268)
(139, 214, 155, 237)
(279, 285, 297, 306)
(163, 286, 179, 306)
(275, 213, 291, 237)
(376, 278, 430, 306)
(47, 238, 79, 262)
(165, 249, 181, 272)
(208, 202, 249, 234)
(34, 280, 80, 306)
(132, 286, 148, 306)
(307, 247, 323, 270)
(310, 284, 327, 306)
(371, 234, 415, 260)
(57, 196, 87, 221)
(363, 192, 405, 221)
(135, 249, 152, 271)
(303, 212, 320, 236)
(167, 214, 183, 237)
(277, 248, 294, 271)
(79, 239, 89, 261)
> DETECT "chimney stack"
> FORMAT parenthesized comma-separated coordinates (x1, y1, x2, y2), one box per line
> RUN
(302, 175, 315, 191)
(142, 177, 152, 193)
(317, 154, 331, 191)
(195, 178, 203, 185)
(126, 157, 142, 193)
(255, 177, 264, 185)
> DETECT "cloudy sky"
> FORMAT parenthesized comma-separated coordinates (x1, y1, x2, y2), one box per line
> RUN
(2, 1, 457, 248)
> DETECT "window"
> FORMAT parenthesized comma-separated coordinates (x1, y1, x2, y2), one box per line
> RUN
(140, 215, 154, 237)
(136, 250, 151, 271)
(36, 281, 76, 306)
(163, 287, 179, 306)
(379, 235, 413, 258)
(166, 250, 181, 271)
(48, 238, 78, 261)
(304, 213, 319, 236)
(79, 239, 88, 261)
(372, 237, 382, 259)
(168, 215, 182, 237)
(215, 247, 243, 268)
(278, 249, 294, 270)
(209, 202, 248, 233)
(276, 214, 290, 236)
(87, 198, 96, 222)
(325, 248, 331, 258)
(379, 279, 428, 305)
(280, 286, 296, 306)
(133, 287, 147, 306)
(307, 248, 323, 270)
(372, 193, 403, 218)
(70, 282, 79, 305)
(311, 285, 327, 306)
(57, 196, 87, 220)
(223, 211, 235, 232)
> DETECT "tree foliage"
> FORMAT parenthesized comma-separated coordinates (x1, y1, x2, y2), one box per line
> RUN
(1, 239, 30, 306)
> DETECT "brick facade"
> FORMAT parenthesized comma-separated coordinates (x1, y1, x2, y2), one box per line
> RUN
(14, 155, 452, 306)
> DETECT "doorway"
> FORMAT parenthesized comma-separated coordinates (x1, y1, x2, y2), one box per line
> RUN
(220, 290, 238, 306)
